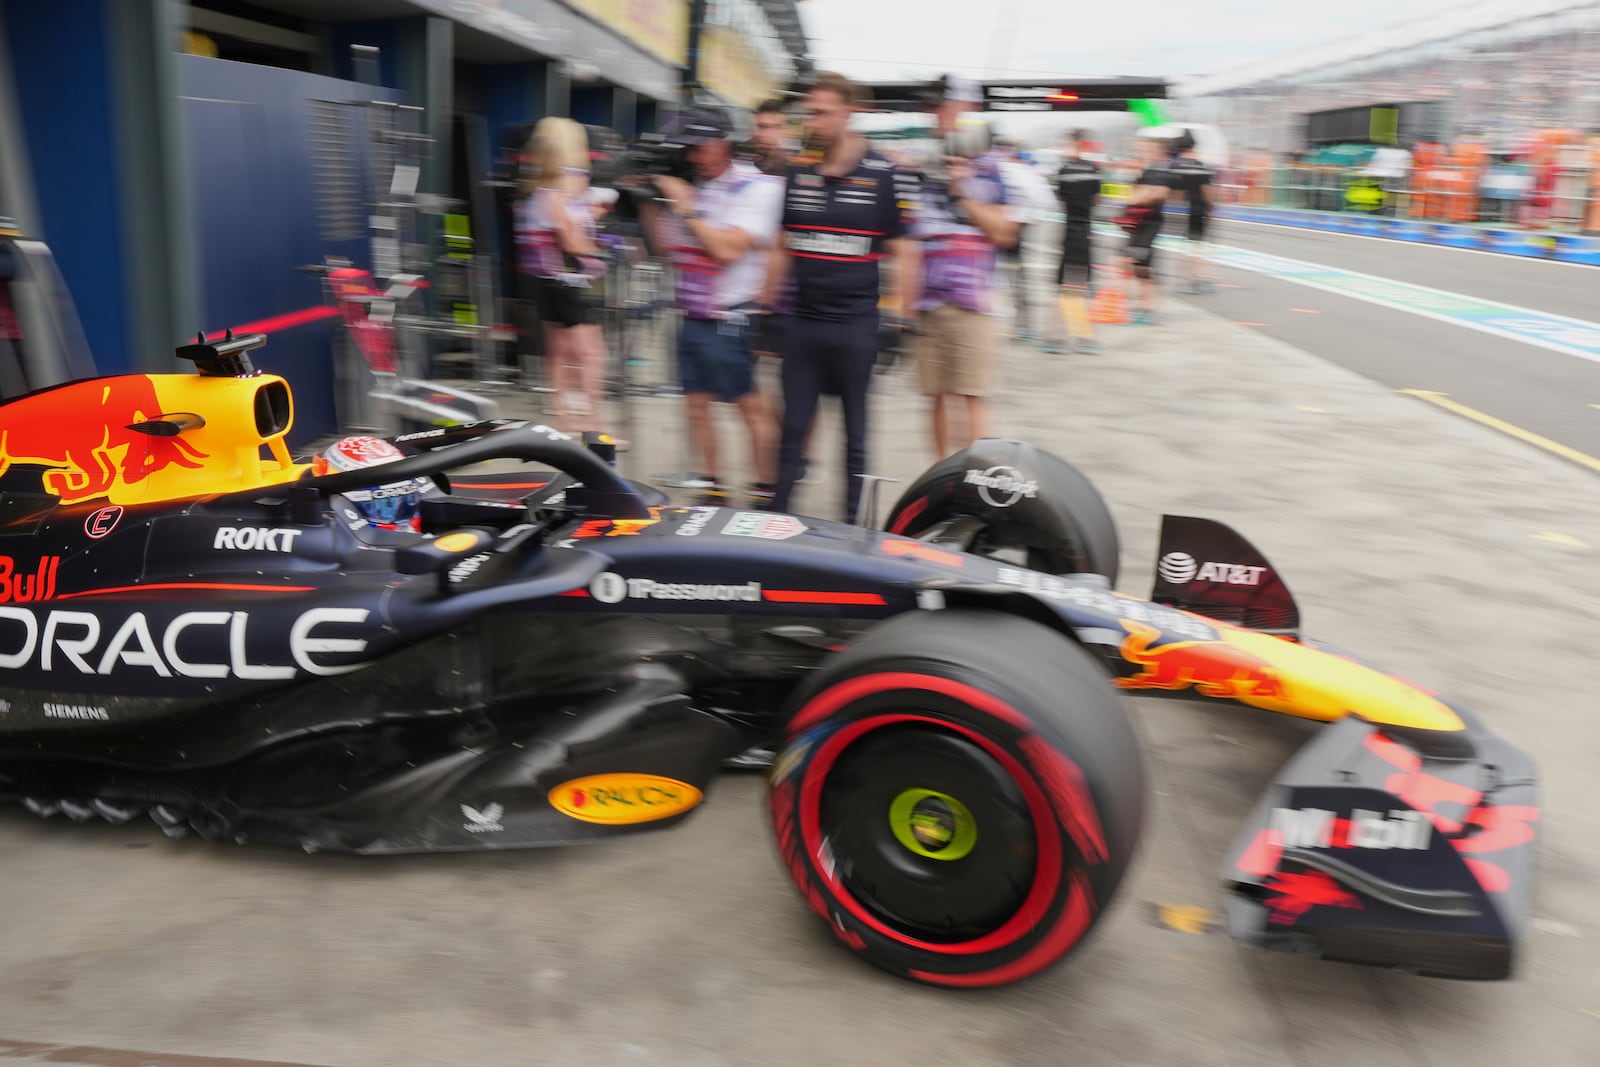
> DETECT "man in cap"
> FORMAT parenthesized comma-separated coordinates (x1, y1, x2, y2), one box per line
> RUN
(646, 107, 784, 506)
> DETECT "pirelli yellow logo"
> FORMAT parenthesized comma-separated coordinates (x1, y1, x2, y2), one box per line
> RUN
(548, 773, 702, 825)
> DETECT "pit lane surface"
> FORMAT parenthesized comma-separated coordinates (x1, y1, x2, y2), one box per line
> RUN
(1, 294, 1598, 1065)
(1170, 219, 1600, 464)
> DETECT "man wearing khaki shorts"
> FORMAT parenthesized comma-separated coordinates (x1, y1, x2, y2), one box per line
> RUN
(911, 74, 1022, 459)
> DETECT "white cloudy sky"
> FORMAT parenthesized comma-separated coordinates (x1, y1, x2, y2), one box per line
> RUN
(799, 0, 1462, 84)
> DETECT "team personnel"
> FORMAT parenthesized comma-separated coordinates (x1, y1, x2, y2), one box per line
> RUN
(748, 97, 802, 496)
(645, 107, 783, 506)
(766, 71, 919, 524)
(1166, 131, 1216, 293)
(912, 73, 1020, 459)
(992, 135, 1030, 340)
(515, 116, 614, 434)
(1049, 130, 1102, 355)
(1118, 136, 1172, 325)
(751, 98, 793, 177)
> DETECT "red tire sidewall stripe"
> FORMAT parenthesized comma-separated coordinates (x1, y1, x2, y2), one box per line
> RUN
(909, 868, 1096, 987)
(797, 709, 1064, 957)
(789, 671, 1034, 734)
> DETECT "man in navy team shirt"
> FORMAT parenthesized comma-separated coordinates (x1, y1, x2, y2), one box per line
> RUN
(763, 71, 920, 525)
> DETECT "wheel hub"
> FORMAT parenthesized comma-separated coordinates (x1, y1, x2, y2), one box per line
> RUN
(889, 787, 977, 861)
(819, 724, 1038, 942)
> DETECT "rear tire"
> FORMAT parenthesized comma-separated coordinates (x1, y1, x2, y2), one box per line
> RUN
(883, 439, 1120, 582)
(767, 609, 1144, 987)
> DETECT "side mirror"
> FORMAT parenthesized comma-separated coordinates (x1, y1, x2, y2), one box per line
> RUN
(394, 526, 499, 576)
(582, 431, 618, 467)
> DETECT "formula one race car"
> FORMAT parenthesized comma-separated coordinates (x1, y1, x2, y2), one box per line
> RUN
(0, 333, 1538, 988)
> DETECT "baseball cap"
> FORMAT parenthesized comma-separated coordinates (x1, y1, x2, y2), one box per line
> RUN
(677, 106, 736, 145)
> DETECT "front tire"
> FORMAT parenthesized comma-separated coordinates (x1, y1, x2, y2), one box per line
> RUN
(883, 438, 1120, 582)
(767, 609, 1144, 987)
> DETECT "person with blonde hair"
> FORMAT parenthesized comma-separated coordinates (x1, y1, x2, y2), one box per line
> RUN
(515, 116, 613, 435)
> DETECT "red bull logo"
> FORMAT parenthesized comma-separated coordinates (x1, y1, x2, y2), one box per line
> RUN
(1116, 621, 1284, 700)
(0, 376, 207, 505)
(0, 556, 59, 603)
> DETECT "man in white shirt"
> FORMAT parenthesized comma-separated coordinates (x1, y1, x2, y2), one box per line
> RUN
(992, 137, 1058, 342)
(649, 108, 785, 505)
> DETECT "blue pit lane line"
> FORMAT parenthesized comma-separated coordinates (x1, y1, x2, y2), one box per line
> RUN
(1088, 225, 1600, 365)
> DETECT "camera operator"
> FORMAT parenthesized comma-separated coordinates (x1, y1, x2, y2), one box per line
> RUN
(639, 107, 783, 507)
(764, 71, 920, 525)
(911, 73, 1021, 460)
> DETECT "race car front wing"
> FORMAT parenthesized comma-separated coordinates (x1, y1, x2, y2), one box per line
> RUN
(1221, 712, 1539, 980)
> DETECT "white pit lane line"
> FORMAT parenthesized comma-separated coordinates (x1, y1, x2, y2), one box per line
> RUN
(1193, 242, 1600, 364)
(1091, 225, 1600, 366)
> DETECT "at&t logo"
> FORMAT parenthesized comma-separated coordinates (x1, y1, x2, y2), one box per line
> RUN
(1158, 552, 1198, 584)
(1159, 552, 1267, 587)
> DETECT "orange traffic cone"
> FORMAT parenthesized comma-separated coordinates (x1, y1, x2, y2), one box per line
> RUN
(1091, 286, 1128, 325)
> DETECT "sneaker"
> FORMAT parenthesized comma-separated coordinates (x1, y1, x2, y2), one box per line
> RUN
(747, 482, 777, 509)
(1197, 279, 1217, 294)
(1131, 309, 1155, 326)
(681, 473, 717, 490)
(1042, 340, 1064, 355)
(695, 484, 733, 507)
(1076, 339, 1102, 355)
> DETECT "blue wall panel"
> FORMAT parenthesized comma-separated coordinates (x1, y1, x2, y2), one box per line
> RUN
(178, 56, 400, 446)
(570, 86, 611, 128)
(482, 62, 540, 158)
(1, 0, 129, 373)
(327, 20, 403, 89)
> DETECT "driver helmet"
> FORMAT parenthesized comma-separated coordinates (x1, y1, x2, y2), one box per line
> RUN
(312, 435, 427, 532)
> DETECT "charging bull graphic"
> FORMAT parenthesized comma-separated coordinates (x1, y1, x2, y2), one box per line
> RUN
(0, 376, 207, 505)
(1113, 619, 1468, 733)
(1115, 620, 1285, 701)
